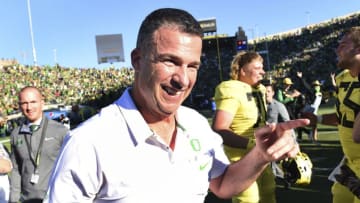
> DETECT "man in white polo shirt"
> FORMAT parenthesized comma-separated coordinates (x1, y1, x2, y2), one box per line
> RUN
(45, 8, 308, 203)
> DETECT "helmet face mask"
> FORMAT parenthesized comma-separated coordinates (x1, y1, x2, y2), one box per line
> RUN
(274, 152, 313, 188)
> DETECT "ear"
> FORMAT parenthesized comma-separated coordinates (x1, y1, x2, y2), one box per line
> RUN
(353, 47, 360, 62)
(131, 48, 141, 71)
(239, 67, 246, 78)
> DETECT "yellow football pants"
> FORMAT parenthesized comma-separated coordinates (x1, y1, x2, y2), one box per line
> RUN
(232, 165, 276, 203)
(332, 159, 360, 203)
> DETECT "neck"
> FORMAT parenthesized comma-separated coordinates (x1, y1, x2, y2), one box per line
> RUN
(28, 116, 43, 124)
(148, 117, 176, 146)
(349, 66, 360, 77)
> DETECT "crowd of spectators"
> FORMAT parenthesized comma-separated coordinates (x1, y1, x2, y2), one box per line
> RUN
(192, 11, 360, 109)
(252, 11, 360, 89)
(0, 64, 134, 117)
(0, 11, 359, 116)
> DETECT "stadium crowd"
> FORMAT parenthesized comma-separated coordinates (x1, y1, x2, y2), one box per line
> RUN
(0, 11, 358, 124)
(194, 11, 360, 108)
(0, 65, 134, 116)
(253, 11, 360, 87)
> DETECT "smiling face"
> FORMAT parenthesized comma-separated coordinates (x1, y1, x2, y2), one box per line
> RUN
(239, 58, 265, 86)
(336, 34, 358, 69)
(18, 87, 44, 123)
(336, 28, 360, 72)
(131, 27, 202, 120)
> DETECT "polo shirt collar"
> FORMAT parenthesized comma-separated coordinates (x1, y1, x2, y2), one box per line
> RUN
(115, 88, 186, 147)
(115, 88, 155, 144)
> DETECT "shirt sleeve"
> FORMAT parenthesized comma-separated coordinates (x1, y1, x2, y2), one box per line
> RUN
(9, 128, 23, 202)
(214, 83, 240, 115)
(277, 102, 290, 122)
(211, 149, 230, 180)
(44, 134, 100, 203)
(196, 115, 229, 180)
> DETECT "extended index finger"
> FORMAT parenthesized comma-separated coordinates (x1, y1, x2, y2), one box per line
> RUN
(276, 118, 310, 131)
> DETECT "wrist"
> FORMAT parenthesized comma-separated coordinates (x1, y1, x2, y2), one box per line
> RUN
(246, 138, 256, 150)
(249, 146, 270, 167)
(317, 115, 323, 124)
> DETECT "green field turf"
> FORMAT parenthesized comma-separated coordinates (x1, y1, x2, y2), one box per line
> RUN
(276, 104, 341, 203)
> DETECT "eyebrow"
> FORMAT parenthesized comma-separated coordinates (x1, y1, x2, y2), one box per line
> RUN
(19, 100, 39, 104)
(154, 53, 201, 66)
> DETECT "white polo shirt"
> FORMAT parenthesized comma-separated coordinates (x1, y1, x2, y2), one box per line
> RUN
(45, 88, 229, 203)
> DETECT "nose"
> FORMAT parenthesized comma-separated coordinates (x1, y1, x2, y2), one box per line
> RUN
(260, 68, 265, 76)
(172, 65, 190, 90)
(26, 103, 35, 110)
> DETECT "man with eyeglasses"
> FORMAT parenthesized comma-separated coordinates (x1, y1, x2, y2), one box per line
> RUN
(9, 86, 68, 203)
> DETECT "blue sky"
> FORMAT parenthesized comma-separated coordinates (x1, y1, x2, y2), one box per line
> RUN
(0, 0, 359, 69)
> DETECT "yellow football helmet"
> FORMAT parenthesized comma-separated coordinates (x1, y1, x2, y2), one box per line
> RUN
(281, 152, 313, 185)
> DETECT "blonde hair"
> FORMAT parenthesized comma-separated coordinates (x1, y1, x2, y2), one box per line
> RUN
(230, 51, 263, 80)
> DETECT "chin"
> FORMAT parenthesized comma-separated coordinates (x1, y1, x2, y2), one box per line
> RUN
(338, 61, 352, 70)
(158, 103, 179, 115)
(252, 81, 261, 87)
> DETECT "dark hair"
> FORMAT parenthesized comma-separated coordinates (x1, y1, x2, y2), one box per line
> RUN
(136, 8, 203, 50)
(346, 26, 360, 48)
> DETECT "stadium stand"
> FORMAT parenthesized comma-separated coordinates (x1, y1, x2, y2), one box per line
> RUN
(0, 11, 359, 120)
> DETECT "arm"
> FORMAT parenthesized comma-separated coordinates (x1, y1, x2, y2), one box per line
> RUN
(275, 89, 285, 103)
(276, 89, 295, 104)
(318, 113, 338, 126)
(45, 135, 99, 203)
(9, 138, 21, 202)
(210, 119, 308, 198)
(301, 112, 338, 126)
(300, 78, 312, 93)
(0, 144, 12, 173)
(330, 72, 337, 88)
(212, 109, 251, 149)
(353, 113, 360, 143)
(0, 159, 11, 173)
(277, 102, 290, 122)
(288, 89, 301, 98)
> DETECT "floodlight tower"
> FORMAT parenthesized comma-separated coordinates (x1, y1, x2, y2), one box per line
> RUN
(262, 33, 271, 71)
(27, 0, 37, 66)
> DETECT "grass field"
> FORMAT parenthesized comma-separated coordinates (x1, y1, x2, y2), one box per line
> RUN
(276, 103, 341, 202)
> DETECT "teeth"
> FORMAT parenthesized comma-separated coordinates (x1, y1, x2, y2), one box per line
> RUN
(163, 86, 179, 95)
